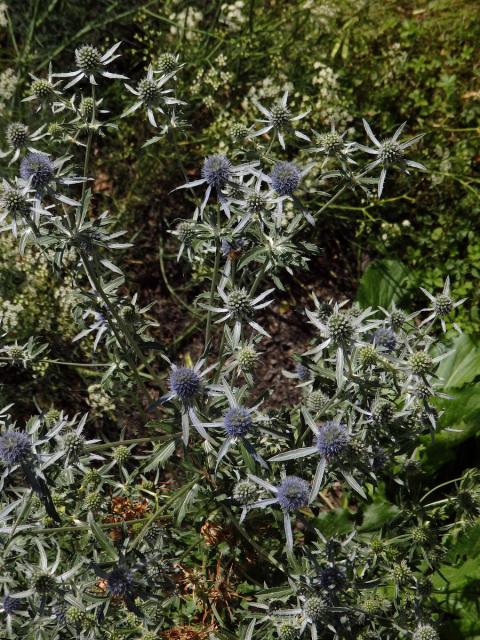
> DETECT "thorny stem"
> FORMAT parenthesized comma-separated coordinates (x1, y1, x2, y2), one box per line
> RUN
(79, 252, 157, 407)
(159, 239, 201, 317)
(205, 208, 222, 348)
(249, 258, 268, 298)
(0, 357, 111, 368)
(87, 434, 174, 451)
(81, 84, 96, 203)
(78, 102, 166, 393)
(6, 6, 19, 58)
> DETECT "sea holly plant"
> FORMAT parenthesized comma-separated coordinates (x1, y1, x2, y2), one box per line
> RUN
(0, 39, 474, 640)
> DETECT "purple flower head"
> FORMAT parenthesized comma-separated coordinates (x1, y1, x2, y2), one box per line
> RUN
(270, 161, 301, 196)
(2, 596, 20, 615)
(169, 367, 201, 404)
(372, 327, 397, 352)
(20, 153, 54, 191)
(53, 605, 66, 623)
(106, 567, 134, 597)
(295, 363, 311, 381)
(316, 422, 349, 459)
(318, 565, 347, 591)
(0, 430, 32, 465)
(223, 406, 253, 438)
(276, 476, 309, 512)
(201, 155, 232, 189)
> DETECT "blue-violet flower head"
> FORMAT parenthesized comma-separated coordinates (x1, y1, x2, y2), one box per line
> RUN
(276, 476, 309, 512)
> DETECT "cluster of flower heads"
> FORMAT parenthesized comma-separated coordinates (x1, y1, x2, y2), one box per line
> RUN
(0, 39, 471, 640)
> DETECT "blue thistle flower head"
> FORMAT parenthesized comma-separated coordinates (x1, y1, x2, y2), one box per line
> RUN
(223, 406, 253, 437)
(202, 155, 232, 188)
(318, 565, 347, 591)
(276, 476, 309, 512)
(221, 239, 233, 257)
(315, 422, 349, 458)
(53, 604, 67, 623)
(106, 567, 134, 597)
(20, 153, 54, 191)
(270, 161, 301, 196)
(0, 430, 32, 465)
(372, 327, 397, 352)
(295, 363, 311, 381)
(169, 367, 201, 404)
(2, 596, 20, 615)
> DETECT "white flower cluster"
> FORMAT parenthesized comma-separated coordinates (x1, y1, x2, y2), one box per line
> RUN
(379, 42, 408, 84)
(310, 62, 353, 128)
(301, 0, 338, 27)
(191, 55, 233, 108)
(0, 299, 24, 333)
(242, 76, 294, 112)
(169, 7, 203, 41)
(0, 67, 18, 117)
(0, 2, 8, 28)
(220, 0, 247, 31)
(87, 383, 115, 416)
(380, 219, 412, 244)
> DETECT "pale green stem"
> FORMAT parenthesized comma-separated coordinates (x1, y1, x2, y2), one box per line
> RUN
(205, 208, 222, 348)
(0, 357, 110, 368)
(87, 434, 174, 451)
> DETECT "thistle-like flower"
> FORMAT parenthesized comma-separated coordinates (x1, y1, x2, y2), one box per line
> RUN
(358, 119, 426, 197)
(267, 161, 317, 224)
(0, 430, 32, 465)
(250, 90, 310, 149)
(419, 276, 466, 333)
(174, 154, 260, 217)
(248, 474, 310, 549)
(0, 178, 36, 234)
(200, 379, 267, 469)
(0, 122, 46, 163)
(156, 52, 180, 75)
(254, 591, 329, 639)
(315, 421, 349, 458)
(1, 595, 20, 615)
(21, 543, 83, 599)
(161, 357, 218, 444)
(106, 566, 134, 597)
(372, 327, 397, 352)
(55, 42, 127, 89)
(203, 285, 274, 338)
(310, 122, 354, 158)
(305, 301, 377, 385)
(412, 624, 439, 640)
(23, 64, 63, 112)
(270, 411, 365, 501)
(19, 152, 83, 206)
(170, 220, 197, 261)
(270, 162, 301, 197)
(59, 414, 97, 465)
(123, 65, 184, 127)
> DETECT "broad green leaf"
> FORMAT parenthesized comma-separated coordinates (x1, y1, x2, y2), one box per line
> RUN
(436, 334, 480, 389)
(447, 522, 480, 562)
(356, 259, 410, 309)
(311, 507, 355, 537)
(359, 498, 399, 532)
(421, 383, 480, 472)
